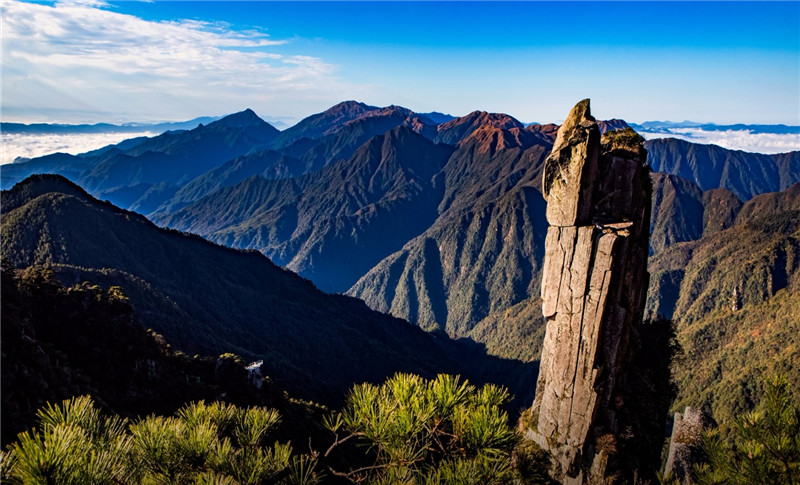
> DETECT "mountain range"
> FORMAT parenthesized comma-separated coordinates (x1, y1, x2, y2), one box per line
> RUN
(3, 100, 799, 443)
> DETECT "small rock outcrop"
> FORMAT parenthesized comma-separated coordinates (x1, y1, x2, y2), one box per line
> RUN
(525, 100, 653, 483)
(664, 407, 716, 484)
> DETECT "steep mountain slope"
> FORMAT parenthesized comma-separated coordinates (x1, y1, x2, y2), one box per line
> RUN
(0, 264, 326, 446)
(152, 150, 301, 215)
(2, 175, 538, 406)
(644, 184, 800, 432)
(155, 127, 454, 293)
(127, 181, 180, 215)
(646, 183, 800, 322)
(79, 109, 279, 192)
(289, 105, 437, 174)
(701, 187, 743, 237)
(348, 126, 552, 337)
(644, 138, 800, 200)
(349, 185, 548, 336)
(648, 173, 747, 255)
(733, 181, 800, 225)
(649, 173, 705, 255)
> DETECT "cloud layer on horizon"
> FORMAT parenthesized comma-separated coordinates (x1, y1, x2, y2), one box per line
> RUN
(641, 128, 800, 155)
(1, 131, 156, 164)
(1, 0, 360, 124)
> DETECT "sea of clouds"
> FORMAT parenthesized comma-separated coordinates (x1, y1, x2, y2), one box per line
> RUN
(3, 124, 798, 168)
(639, 128, 800, 155)
(1, 131, 155, 165)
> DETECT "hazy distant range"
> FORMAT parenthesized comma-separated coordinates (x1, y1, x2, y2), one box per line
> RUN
(0, 117, 286, 165)
(2, 117, 798, 165)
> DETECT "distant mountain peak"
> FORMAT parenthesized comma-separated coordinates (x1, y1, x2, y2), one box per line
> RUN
(346, 105, 413, 123)
(6, 173, 84, 194)
(597, 118, 630, 134)
(210, 108, 270, 129)
(419, 111, 456, 125)
(452, 111, 524, 129)
(434, 110, 524, 145)
(323, 100, 377, 117)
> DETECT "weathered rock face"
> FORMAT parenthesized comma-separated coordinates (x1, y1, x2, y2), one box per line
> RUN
(664, 407, 716, 485)
(542, 99, 600, 227)
(526, 100, 653, 483)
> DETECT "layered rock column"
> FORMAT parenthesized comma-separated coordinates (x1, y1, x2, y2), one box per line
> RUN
(526, 99, 652, 483)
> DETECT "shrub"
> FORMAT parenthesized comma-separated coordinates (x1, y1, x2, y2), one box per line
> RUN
(1, 397, 321, 485)
(696, 375, 800, 484)
(321, 372, 550, 483)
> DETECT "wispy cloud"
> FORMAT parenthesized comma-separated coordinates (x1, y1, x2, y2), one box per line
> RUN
(1, 1, 359, 123)
(641, 128, 800, 155)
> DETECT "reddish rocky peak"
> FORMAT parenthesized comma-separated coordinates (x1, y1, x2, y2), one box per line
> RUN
(461, 125, 537, 154)
(439, 110, 524, 132)
(435, 111, 524, 145)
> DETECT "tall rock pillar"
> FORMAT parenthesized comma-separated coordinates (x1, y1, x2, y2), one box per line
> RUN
(526, 99, 653, 483)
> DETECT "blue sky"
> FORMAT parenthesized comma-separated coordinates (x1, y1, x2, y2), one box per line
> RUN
(2, 1, 799, 125)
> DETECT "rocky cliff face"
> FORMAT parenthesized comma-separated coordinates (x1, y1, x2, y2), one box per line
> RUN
(664, 407, 716, 485)
(525, 100, 654, 483)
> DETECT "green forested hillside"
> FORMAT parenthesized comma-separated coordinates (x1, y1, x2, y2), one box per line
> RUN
(647, 190, 800, 323)
(645, 184, 800, 434)
(1, 174, 537, 408)
(671, 290, 800, 436)
(0, 264, 326, 446)
(649, 173, 705, 254)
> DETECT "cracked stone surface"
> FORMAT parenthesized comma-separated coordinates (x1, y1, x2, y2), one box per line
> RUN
(664, 407, 716, 485)
(526, 99, 652, 484)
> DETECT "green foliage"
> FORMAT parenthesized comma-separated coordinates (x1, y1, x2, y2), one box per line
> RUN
(669, 290, 800, 439)
(0, 375, 551, 484)
(601, 127, 646, 156)
(323, 373, 549, 483)
(0, 263, 330, 447)
(697, 376, 800, 484)
(2, 397, 322, 485)
(2, 396, 131, 484)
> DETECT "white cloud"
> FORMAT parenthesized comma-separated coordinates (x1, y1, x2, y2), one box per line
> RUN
(1, 132, 156, 164)
(641, 128, 800, 155)
(1, 1, 361, 123)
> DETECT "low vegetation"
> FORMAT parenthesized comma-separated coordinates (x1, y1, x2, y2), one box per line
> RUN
(1, 374, 553, 484)
(696, 375, 800, 484)
(322, 372, 551, 483)
(1, 396, 320, 484)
